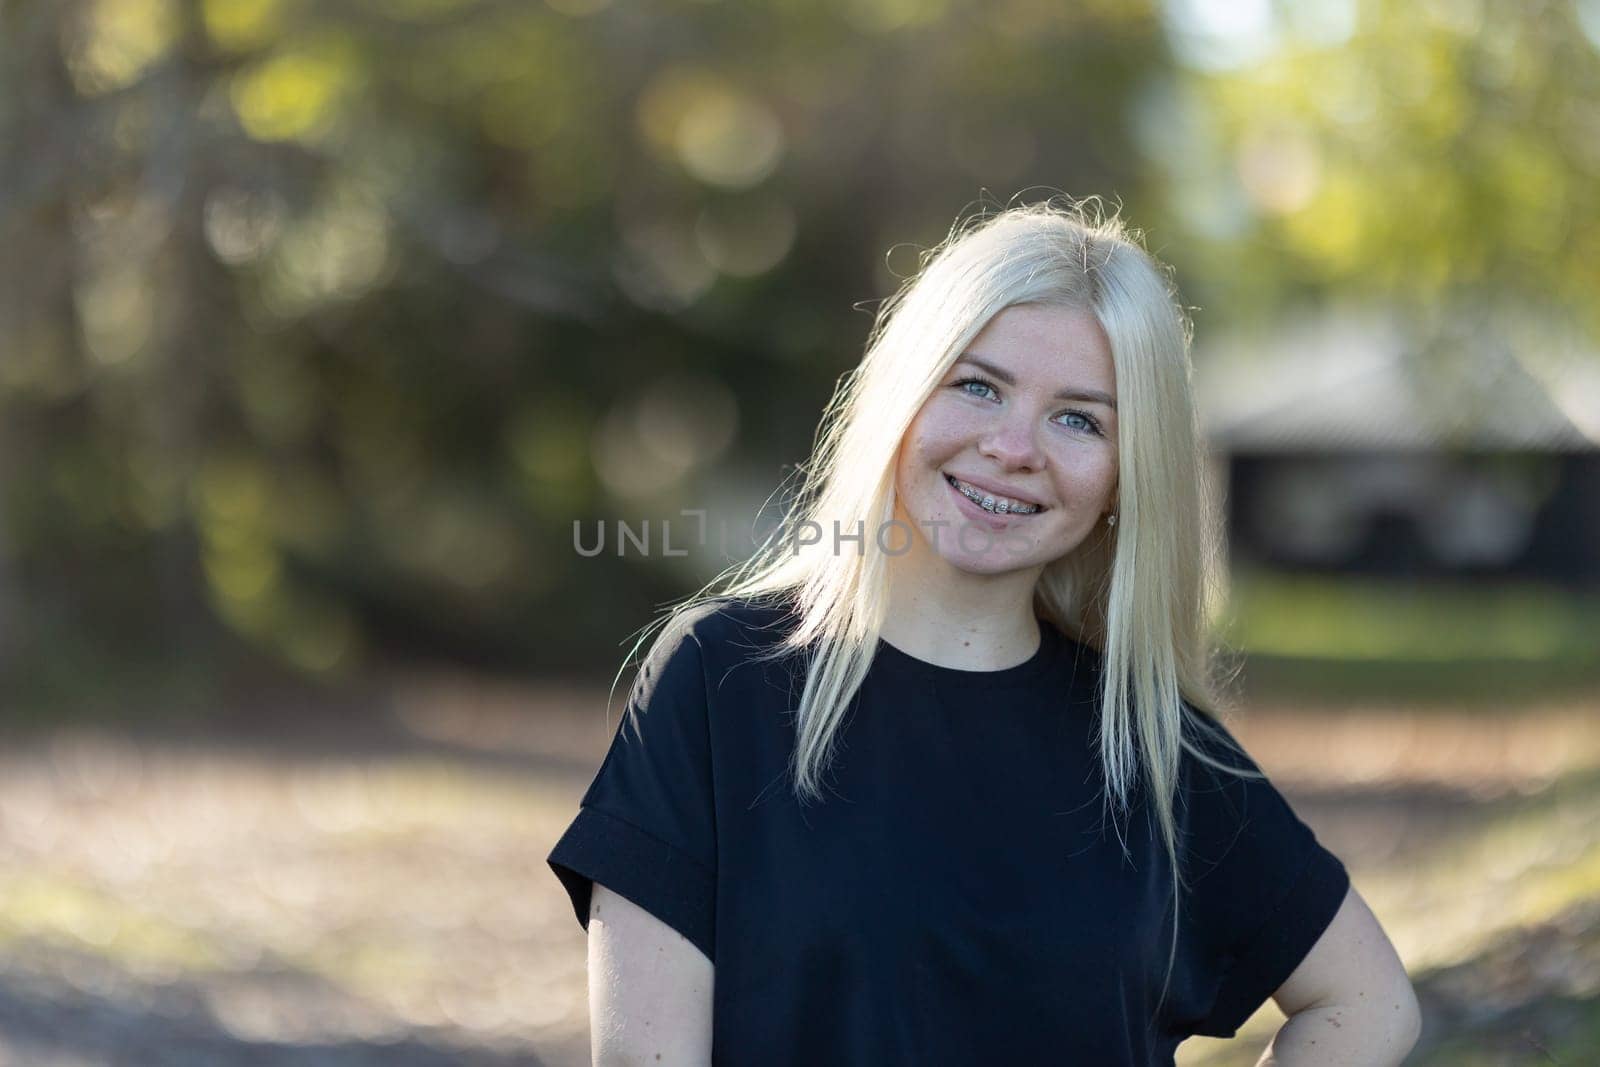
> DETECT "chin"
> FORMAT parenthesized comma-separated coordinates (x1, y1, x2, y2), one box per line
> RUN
(943, 553, 1039, 577)
(932, 530, 1049, 575)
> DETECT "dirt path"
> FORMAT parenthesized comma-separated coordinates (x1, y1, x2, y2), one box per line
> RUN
(1, 671, 1595, 1065)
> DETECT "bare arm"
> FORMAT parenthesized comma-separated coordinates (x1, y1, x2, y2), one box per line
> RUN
(1257, 885, 1421, 1066)
(588, 882, 715, 1067)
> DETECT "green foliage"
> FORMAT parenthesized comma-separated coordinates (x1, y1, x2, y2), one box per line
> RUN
(1, 0, 1595, 693)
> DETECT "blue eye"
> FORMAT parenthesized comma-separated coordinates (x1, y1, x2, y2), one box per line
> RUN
(952, 375, 1104, 437)
(955, 377, 999, 401)
(1055, 411, 1102, 435)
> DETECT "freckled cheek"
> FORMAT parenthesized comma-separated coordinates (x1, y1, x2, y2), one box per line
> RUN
(903, 415, 972, 470)
(1044, 450, 1119, 509)
(895, 430, 947, 503)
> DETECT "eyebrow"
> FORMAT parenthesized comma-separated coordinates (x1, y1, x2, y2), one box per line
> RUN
(955, 355, 1118, 410)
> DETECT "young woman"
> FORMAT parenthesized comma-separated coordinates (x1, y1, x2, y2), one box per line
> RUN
(549, 201, 1421, 1065)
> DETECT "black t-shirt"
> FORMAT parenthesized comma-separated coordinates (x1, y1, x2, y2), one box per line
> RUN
(548, 598, 1349, 1065)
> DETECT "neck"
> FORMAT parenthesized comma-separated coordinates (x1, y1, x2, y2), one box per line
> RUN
(880, 532, 1045, 672)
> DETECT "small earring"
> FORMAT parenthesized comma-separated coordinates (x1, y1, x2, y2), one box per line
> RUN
(1106, 513, 1117, 528)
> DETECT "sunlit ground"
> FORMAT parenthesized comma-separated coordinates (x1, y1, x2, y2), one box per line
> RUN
(1177, 703, 1600, 1066)
(2, 670, 1597, 1065)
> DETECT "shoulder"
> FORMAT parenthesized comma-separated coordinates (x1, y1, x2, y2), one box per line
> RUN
(1172, 705, 1326, 884)
(691, 595, 799, 650)
(633, 595, 801, 708)
(1173, 706, 1267, 822)
(1179, 706, 1260, 773)
(655, 595, 798, 666)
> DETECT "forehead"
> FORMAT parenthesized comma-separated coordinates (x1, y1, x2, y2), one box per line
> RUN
(965, 305, 1115, 388)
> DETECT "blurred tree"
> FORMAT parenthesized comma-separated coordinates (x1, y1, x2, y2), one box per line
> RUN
(1146, 0, 1600, 332)
(0, 0, 1593, 707)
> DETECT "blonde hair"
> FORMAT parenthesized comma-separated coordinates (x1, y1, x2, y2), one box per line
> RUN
(618, 196, 1257, 1011)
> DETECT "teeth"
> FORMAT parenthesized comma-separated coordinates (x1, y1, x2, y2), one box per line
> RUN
(948, 475, 1040, 515)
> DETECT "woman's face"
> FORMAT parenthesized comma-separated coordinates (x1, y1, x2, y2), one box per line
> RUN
(893, 303, 1120, 576)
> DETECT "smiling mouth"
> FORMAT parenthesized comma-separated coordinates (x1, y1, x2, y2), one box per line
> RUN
(944, 473, 1046, 515)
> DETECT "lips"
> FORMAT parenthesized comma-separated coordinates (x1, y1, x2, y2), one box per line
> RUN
(943, 472, 1047, 514)
(943, 475, 1047, 529)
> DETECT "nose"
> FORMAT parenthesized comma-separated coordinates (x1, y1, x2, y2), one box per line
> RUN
(978, 411, 1045, 471)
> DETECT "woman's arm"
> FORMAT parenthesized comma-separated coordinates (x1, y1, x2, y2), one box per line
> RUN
(588, 882, 715, 1067)
(1258, 885, 1421, 1065)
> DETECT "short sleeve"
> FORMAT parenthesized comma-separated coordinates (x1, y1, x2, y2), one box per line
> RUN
(1177, 713, 1349, 1039)
(547, 618, 718, 962)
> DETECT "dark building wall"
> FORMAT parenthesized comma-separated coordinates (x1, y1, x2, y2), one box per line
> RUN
(1226, 451, 1600, 585)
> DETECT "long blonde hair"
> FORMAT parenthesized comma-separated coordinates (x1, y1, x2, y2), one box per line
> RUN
(619, 196, 1256, 1008)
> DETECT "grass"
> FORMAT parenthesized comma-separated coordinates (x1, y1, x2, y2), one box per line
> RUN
(0, 872, 225, 974)
(1221, 573, 1600, 705)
